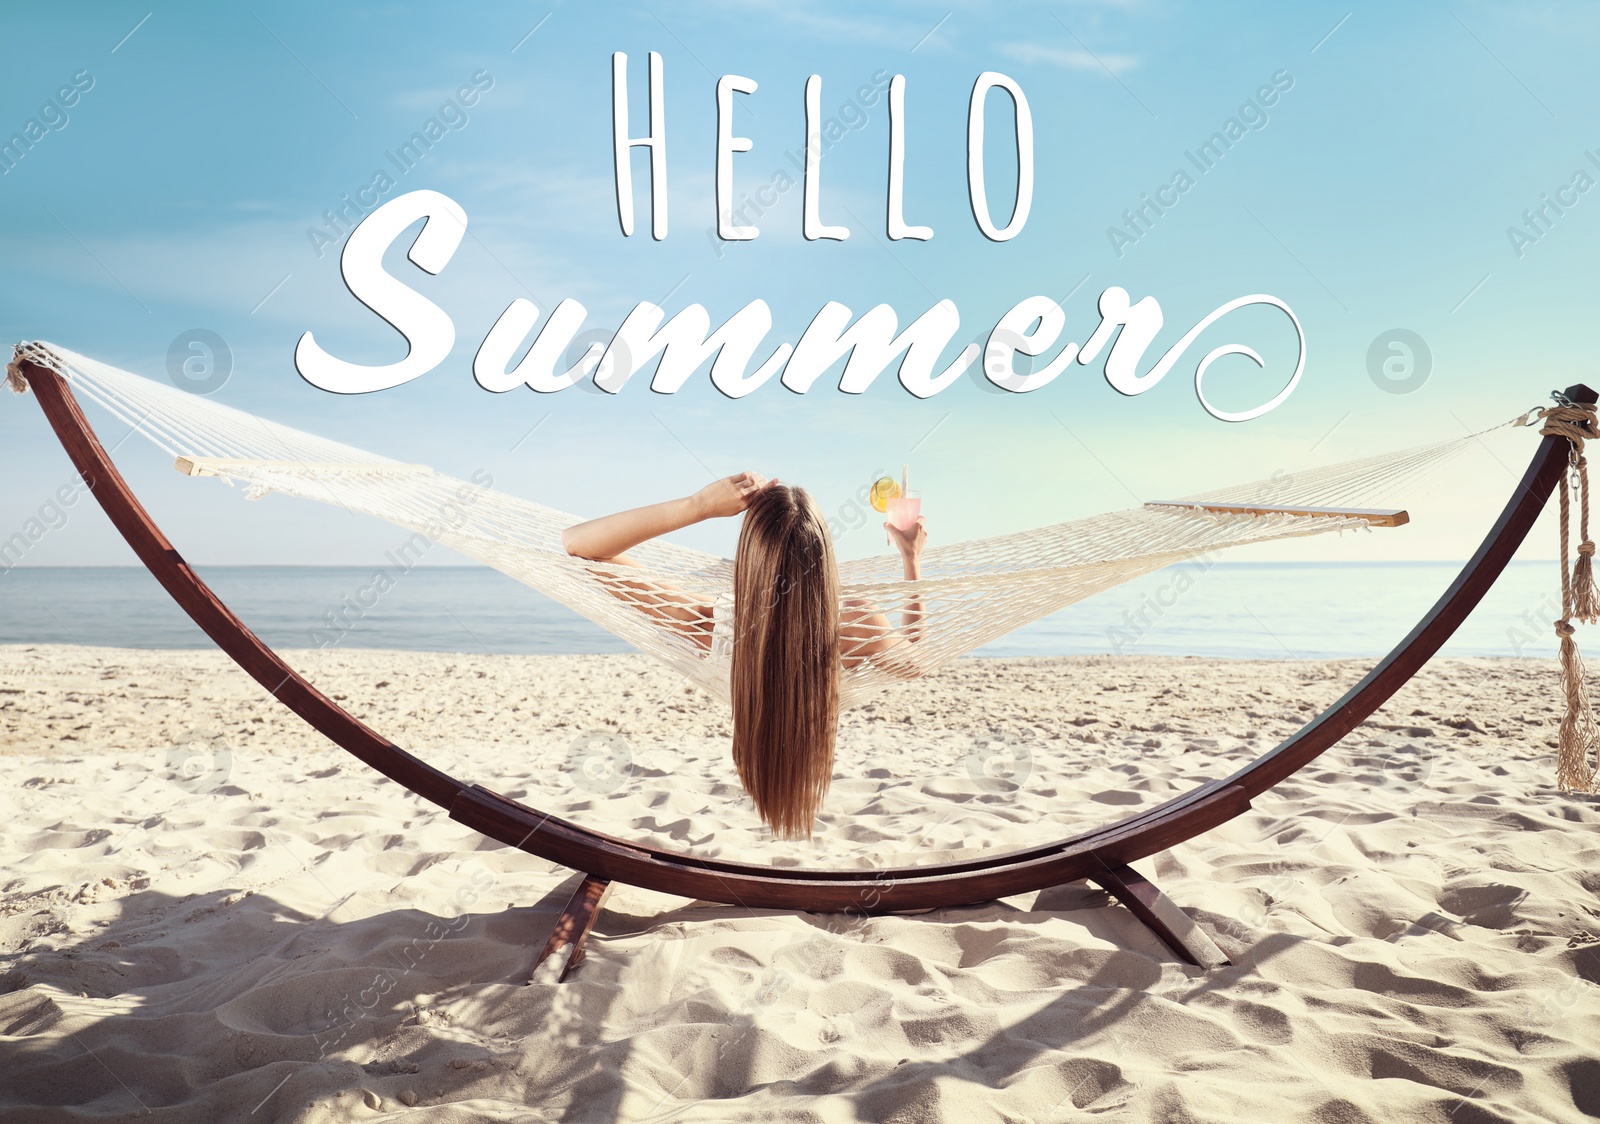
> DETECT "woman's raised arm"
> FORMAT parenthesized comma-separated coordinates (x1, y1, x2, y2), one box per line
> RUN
(841, 515, 928, 679)
(561, 472, 773, 562)
(562, 472, 774, 653)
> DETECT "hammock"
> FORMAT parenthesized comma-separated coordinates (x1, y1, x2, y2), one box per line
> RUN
(9, 341, 1597, 980)
(8, 341, 1485, 706)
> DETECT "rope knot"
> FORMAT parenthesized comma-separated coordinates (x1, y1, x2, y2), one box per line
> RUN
(1539, 402, 1599, 444)
(1581, 542, 1596, 557)
(1556, 619, 1576, 638)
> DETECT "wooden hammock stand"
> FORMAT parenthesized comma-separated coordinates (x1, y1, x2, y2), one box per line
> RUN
(16, 356, 1594, 980)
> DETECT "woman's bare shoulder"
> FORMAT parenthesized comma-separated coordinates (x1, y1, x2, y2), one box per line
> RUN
(840, 597, 887, 627)
(839, 598, 895, 660)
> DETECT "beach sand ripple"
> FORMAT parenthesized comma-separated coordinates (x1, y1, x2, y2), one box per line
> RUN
(1, 646, 1597, 1121)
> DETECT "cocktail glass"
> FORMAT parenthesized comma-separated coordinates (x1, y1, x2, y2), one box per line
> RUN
(886, 491, 921, 532)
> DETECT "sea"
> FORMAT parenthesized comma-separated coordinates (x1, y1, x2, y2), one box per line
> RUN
(0, 561, 1565, 661)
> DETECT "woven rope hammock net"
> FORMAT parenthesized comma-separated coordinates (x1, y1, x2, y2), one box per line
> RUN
(8, 341, 1508, 710)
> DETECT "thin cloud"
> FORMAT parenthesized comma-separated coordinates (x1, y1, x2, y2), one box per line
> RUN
(695, 0, 932, 48)
(996, 42, 1139, 75)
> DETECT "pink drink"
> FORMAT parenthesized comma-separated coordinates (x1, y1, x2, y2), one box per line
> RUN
(887, 495, 921, 531)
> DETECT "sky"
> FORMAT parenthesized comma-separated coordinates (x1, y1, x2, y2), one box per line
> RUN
(2, 0, 1598, 570)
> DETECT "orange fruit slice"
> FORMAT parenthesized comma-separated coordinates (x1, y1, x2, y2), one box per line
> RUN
(869, 476, 902, 513)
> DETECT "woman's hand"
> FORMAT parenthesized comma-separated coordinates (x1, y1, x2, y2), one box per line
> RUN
(886, 516, 927, 565)
(691, 471, 774, 520)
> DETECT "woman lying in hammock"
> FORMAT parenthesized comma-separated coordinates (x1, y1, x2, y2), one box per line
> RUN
(561, 473, 926, 839)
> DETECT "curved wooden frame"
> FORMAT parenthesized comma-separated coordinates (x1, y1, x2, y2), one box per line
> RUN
(16, 357, 1592, 975)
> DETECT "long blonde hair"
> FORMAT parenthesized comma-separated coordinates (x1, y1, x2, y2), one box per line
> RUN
(730, 484, 840, 839)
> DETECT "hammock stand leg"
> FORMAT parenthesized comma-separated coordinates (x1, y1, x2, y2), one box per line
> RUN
(534, 875, 612, 982)
(1088, 862, 1229, 969)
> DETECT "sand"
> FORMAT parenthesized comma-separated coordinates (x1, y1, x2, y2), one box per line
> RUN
(1, 643, 1597, 1122)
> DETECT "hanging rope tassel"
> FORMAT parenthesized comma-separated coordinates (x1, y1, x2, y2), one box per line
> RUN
(1540, 400, 1600, 792)
(1573, 455, 1600, 623)
(1556, 620, 1598, 790)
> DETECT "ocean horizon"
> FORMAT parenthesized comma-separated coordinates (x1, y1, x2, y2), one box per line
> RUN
(0, 560, 1564, 661)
